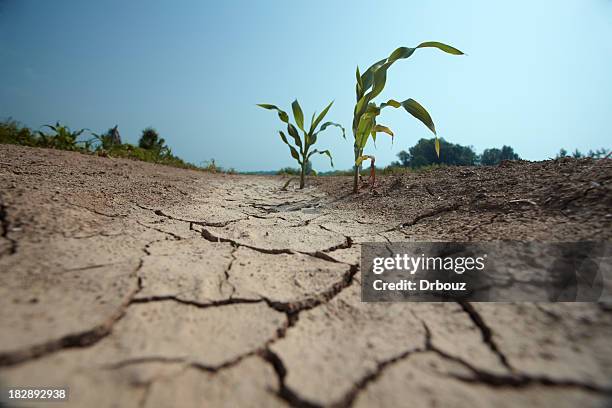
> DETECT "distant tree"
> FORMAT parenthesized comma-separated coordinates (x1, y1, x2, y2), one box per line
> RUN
(590, 148, 610, 158)
(480, 149, 501, 165)
(138, 127, 170, 156)
(278, 167, 300, 175)
(480, 145, 520, 166)
(395, 138, 477, 169)
(556, 148, 568, 158)
(557, 147, 609, 159)
(395, 150, 411, 167)
(500, 145, 520, 161)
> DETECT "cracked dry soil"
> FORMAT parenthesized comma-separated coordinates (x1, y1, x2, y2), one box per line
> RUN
(0, 144, 611, 408)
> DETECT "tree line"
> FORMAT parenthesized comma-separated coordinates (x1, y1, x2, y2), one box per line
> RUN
(391, 138, 519, 168)
(391, 138, 609, 169)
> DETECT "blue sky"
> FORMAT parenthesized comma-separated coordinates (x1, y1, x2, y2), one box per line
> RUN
(1, 0, 611, 171)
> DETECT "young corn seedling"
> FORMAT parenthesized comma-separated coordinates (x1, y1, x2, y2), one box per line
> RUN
(258, 100, 345, 189)
(352, 42, 464, 192)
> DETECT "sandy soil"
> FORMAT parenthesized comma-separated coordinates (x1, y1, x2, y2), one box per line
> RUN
(0, 144, 611, 407)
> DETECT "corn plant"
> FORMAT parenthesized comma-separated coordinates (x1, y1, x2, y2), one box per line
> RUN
(258, 100, 345, 189)
(352, 42, 464, 192)
(36, 122, 88, 151)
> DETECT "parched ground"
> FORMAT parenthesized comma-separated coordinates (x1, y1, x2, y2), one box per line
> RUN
(0, 144, 611, 408)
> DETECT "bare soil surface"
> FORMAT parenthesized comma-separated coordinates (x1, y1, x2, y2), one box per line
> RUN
(0, 144, 611, 408)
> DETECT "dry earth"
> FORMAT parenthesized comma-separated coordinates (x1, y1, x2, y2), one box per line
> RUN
(0, 144, 611, 408)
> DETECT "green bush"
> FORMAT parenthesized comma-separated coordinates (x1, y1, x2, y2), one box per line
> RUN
(480, 145, 520, 166)
(0, 119, 38, 146)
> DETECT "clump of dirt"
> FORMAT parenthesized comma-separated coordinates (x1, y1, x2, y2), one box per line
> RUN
(312, 158, 612, 241)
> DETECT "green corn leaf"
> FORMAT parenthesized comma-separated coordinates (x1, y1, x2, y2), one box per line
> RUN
(361, 58, 386, 92)
(354, 94, 368, 119)
(373, 124, 394, 137)
(417, 41, 464, 55)
(356, 114, 375, 149)
(367, 61, 391, 101)
(287, 123, 303, 151)
(356, 66, 363, 99)
(362, 42, 463, 104)
(380, 99, 401, 109)
(310, 101, 334, 134)
(292, 99, 305, 131)
(388, 47, 416, 62)
(279, 129, 289, 144)
(435, 136, 441, 158)
(401, 98, 436, 135)
(308, 149, 334, 167)
(310, 133, 318, 146)
(279, 131, 302, 164)
(257, 104, 290, 123)
(317, 121, 346, 139)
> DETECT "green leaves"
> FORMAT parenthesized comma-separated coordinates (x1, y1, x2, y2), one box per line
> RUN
(308, 149, 334, 167)
(291, 100, 305, 131)
(360, 58, 386, 93)
(352, 41, 464, 175)
(417, 41, 464, 55)
(373, 124, 394, 137)
(287, 123, 303, 151)
(388, 47, 416, 62)
(380, 99, 401, 109)
(356, 66, 363, 98)
(317, 121, 345, 139)
(310, 101, 334, 134)
(279, 131, 301, 163)
(259, 100, 345, 187)
(257, 104, 289, 123)
(401, 99, 436, 135)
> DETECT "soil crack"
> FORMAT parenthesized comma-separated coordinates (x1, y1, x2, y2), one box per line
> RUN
(260, 349, 323, 408)
(420, 319, 612, 395)
(457, 301, 512, 370)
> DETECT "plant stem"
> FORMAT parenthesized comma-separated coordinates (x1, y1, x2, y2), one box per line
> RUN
(352, 146, 361, 193)
(300, 163, 305, 189)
